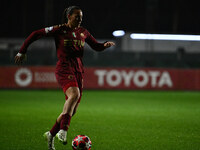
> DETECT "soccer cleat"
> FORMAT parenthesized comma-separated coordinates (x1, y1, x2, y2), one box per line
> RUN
(56, 129, 67, 145)
(43, 131, 56, 150)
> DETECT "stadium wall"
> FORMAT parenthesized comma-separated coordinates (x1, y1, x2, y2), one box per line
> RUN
(0, 66, 200, 91)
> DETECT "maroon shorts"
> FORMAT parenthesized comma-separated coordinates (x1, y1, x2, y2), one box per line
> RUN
(55, 71, 83, 103)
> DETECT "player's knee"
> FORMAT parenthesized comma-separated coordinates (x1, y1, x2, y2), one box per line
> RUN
(67, 88, 80, 102)
(71, 92, 80, 102)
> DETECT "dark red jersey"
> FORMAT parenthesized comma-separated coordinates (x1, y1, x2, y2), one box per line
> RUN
(19, 24, 106, 73)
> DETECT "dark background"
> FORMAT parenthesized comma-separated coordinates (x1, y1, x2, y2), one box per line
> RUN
(1, 0, 200, 38)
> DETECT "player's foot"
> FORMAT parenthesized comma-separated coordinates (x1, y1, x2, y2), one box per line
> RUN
(43, 131, 56, 150)
(56, 129, 67, 145)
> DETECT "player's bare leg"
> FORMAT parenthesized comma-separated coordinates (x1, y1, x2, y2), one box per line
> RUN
(72, 102, 80, 116)
(55, 103, 79, 125)
(56, 87, 80, 145)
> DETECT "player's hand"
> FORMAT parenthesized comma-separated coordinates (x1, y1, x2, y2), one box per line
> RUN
(14, 53, 27, 65)
(104, 41, 115, 48)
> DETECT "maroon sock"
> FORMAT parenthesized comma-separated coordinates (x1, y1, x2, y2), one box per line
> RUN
(50, 120, 60, 136)
(60, 113, 72, 131)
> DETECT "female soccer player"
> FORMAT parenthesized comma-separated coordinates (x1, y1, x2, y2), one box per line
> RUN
(15, 6, 115, 150)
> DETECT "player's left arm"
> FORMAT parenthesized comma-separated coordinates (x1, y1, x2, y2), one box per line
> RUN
(103, 41, 115, 48)
(85, 30, 115, 51)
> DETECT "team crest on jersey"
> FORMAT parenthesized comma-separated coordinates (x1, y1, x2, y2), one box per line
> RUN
(72, 32, 76, 38)
(45, 26, 53, 33)
(68, 75, 73, 80)
(80, 33, 84, 37)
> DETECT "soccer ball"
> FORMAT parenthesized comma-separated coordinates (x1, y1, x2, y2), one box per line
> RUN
(72, 135, 92, 150)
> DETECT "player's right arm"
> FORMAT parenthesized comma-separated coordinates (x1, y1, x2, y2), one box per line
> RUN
(15, 26, 58, 65)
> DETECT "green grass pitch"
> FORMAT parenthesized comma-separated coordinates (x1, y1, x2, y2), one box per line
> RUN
(0, 90, 200, 150)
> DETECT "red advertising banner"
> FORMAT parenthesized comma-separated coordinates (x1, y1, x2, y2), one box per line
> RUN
(0, 66, 200, 90)
(0, 66, 59, 89)
(84, 67, 200, 90)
